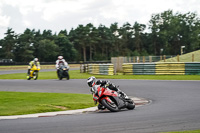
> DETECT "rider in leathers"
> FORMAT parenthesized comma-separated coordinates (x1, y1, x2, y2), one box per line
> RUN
(55, 56, 69, 77)
(87, 76, 132, 110)
(27, 58, 40, 77)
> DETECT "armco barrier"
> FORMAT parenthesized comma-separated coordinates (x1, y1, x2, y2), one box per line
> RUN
(123, 62, 200, 75)
(88, 64, 114, 75)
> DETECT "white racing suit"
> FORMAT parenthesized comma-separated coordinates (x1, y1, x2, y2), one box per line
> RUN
(55, 59, 69, 76)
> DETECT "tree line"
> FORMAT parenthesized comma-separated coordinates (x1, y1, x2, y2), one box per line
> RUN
(0, 10, 200, 62)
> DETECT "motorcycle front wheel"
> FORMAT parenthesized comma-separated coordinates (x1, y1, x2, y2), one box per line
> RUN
(101, 98, 119, 112)
(33, 72, 38, 80)
(66, 72, 69, 80)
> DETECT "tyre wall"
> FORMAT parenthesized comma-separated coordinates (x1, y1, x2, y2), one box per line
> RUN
(123, 62, 200, 75)
(88, 64, 114, 75)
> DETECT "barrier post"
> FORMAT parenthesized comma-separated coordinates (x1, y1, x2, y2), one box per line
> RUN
(160, 56, 162, 60)
(137, 56, 140, 63)
(149, 56, 152, 63)
(143, 56, 145, 63)
(177, 55, 179, 62)
(192, 54, 194, 62)
(164, 55, 166, 62)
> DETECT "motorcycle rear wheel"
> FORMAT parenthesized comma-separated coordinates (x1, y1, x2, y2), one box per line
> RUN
(63, 70, 69, 80)
(66, 73, 70, 80)
(101, 99, 119, 112)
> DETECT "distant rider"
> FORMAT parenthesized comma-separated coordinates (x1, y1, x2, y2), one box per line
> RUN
(27, 58, 40, 77)
(55, 56, 69, 76)
(87, 76, 132, 109)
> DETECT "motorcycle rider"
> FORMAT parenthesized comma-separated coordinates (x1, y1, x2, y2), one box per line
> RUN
(55, 56, 69, 77)
(27, 58, 40, 77)
(87, 76, 132, 109)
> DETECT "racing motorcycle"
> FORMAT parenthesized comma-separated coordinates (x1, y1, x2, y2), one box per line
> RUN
(91, 85, 135, 112)
(58, 65, 69, 80)
(27, 65, 40, 80)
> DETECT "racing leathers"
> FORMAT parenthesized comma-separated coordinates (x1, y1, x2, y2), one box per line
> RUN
(55, 59, 69, 76)
(27, 60, 40, 75)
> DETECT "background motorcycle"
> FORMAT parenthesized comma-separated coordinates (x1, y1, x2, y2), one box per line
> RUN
(58, 65, 69, 80)
(92, 85, 135, 112)
(27, 65, 40, 80)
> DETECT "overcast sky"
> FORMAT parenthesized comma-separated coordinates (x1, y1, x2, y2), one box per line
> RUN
(0, 0, 199, 39)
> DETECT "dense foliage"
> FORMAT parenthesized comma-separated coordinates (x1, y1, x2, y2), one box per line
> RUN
(0, 10, 200, 62)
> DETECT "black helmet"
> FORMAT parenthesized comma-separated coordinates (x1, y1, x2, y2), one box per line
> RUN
(87, 76, 96, 87)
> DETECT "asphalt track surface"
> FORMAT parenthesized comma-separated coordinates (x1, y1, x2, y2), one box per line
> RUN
(0, 71, 200, 133)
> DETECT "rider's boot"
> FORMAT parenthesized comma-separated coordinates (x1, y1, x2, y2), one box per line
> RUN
(27, 69, 30, 78)
(56, 69, 60, 77)
(118, 90, 133, 103)
(27, 69, 30, 75)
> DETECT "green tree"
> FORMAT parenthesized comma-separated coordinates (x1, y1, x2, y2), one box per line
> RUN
(110, 22, 120, 56)
(132, 22, 146, 54)
(69, 25, 90, 62)
(0, 39, 3, 58)
(37, 39, 59, 62)
(55, 31, 78, 61)
(96, 24, 113, 60)
(15, 28, 34, 62)
(149, 10, 200, 55)
(1, 28, 17, 60)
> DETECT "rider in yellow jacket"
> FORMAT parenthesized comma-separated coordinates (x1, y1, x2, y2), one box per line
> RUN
(27, 58, 40, 77)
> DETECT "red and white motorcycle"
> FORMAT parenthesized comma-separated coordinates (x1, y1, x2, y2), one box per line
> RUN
(91, 85, 135, 112)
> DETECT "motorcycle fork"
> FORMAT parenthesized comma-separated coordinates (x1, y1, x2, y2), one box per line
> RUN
(30, 71, 33, 77)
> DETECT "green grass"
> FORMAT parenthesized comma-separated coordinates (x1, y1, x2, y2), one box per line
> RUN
(0, 64, 80, 70)
(159, 49, 200, 62)
(161, 130, 200, 133)
(0, 70, 200, 80)
(0, 91, 95, 116)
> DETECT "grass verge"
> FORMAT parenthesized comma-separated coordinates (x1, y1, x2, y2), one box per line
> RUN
(0, 91, 95, 116)
(0, 70, 200, 80)
(0, 64, 80, 70)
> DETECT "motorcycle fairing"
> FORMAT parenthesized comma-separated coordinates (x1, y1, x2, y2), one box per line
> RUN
(110, 96, 127, 109)
(29, 65, 40, 78)
(101, 96, 113, 103)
